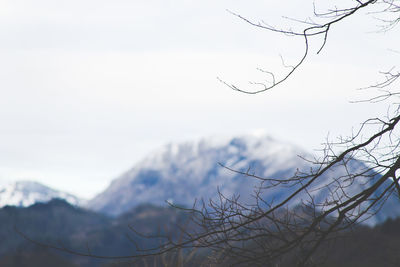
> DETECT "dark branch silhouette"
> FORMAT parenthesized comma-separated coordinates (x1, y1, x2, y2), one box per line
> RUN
(16, 1, 400, 266)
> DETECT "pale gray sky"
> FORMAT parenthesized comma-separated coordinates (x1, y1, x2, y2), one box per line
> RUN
(0, 0, 398, 198)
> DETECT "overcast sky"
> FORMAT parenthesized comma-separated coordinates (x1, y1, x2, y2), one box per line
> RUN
(0, 0, 399, 198)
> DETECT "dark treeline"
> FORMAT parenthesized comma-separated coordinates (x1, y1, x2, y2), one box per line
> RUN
(1, 199, 400, 266)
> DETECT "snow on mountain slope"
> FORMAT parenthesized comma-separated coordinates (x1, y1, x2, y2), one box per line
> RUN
(83, 135, 334, 213)
(87, 134, 400, 224)
(0, 181, 82, 207)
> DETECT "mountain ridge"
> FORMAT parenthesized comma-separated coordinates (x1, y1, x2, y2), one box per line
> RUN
(3, 134, 399, 226)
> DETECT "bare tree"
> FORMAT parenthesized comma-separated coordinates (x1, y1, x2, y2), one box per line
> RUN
(138, 1, 400, 266)
(17, 1, 400, 266)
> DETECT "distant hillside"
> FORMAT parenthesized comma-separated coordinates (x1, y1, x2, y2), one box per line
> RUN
(0, 199, 191, 266)
(0, 199, 110, 256)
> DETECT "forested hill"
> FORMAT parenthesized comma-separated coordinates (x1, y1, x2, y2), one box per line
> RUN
(1, 199, 400, 266)
(0, 199, 188, 266)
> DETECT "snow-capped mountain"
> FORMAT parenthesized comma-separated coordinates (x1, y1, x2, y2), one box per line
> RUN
(88, 134, 399, 224)
(0, 181, 82, 208)
(88, 134, 303, 215)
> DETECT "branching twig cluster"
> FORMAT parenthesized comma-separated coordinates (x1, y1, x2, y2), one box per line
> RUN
(220, 0, 398, 95)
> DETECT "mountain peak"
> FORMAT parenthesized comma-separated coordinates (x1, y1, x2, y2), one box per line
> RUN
(0, 180, 82, 208)
(87, 134, 310, 216)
